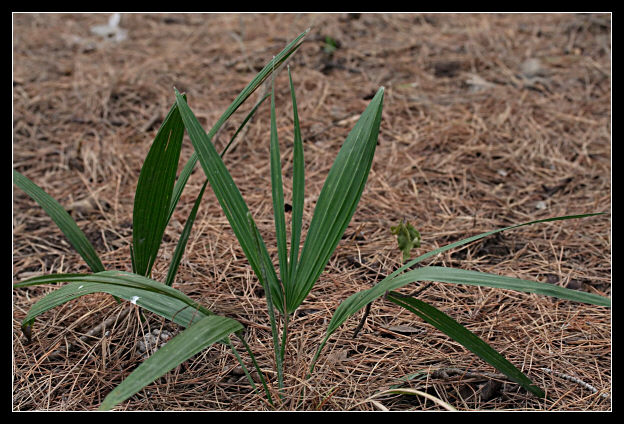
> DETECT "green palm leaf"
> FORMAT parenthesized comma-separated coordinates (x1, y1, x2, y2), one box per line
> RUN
(388, 213, 604, 281)
(287, 67, 305, 287)
(269, 66, 288, 290)
(385, 293, 545, 397)
(166, 92, 270, 227)
(321, 259, 609, 350)
(13, 170, 105, 273)
(391, 266, 610, 306)
(289, 87, 384, 313)
(15, 270, 213, 328)
(166, 29, 308, 227)
(132, 101, 185, 277)
(165, 180, 208, 287)
(174, 90, 284, 312)
(15, 272, 264, 407)
(20, 279, 207, 329)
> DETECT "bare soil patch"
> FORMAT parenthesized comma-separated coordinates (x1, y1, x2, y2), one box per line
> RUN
(13, 13, 611, 411)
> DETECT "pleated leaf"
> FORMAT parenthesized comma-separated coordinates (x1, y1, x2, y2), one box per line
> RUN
(287, 67, 305, 288)
(132, 101, 185, 277)
(19, 279, 208, 329)
(166, 92, 270, 226)
(289, 87, 384, 313)
(269, 68, 288, 288)
(321, 263, 609, 352)
(166, 29, 308, 226)
(391, 266, 611, 306)
(99, 314, 242, 410)
(385, 292, 545, 398)
(387, 213, 605, 282)
(13, 170, 105, 273)
(174, 90, 283, 313)
(15, 271, 213, 328)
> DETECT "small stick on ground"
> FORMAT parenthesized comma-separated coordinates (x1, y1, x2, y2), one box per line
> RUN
(541, 367, 610, 399)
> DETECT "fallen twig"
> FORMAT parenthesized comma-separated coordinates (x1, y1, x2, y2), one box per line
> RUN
(541, 367, 610, 399)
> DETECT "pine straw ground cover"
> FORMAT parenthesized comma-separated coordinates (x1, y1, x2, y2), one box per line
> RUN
(12, 13, 611, 411)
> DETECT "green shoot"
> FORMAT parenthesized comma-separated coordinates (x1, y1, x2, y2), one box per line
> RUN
(391, 220, 421, 262)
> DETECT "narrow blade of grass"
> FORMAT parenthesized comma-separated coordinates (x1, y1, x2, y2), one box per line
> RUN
(13, 170, 105, 273)
(99, 314, 242, 411)
(290, 87, 384, 313)
(287, 66, 305, 290)
(174, 90, 284, 313)
(132, 101, 185, 277)
(386, 292, 545, 398)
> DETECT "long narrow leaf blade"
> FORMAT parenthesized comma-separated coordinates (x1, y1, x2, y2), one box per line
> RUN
(388, 213, 605, 281)
(164, 95, 269, 288)
(165, 30, 308, 224)
(166, 93, 271, 226)
(165, 180, 208, 287)
(132, 101, 185, 277)
(291, 87, 384, 313)
(287, 66, 304, 288)
(390, 266, 611, 306)
(270, 65, 288, 288)
(20, 279, 210, 329)
(99, 314, 242, 411)
(15, 271, 213, 327)
(313, 266, 610, 374)
(174, 91, 283, 313)
(207, 29, 308, 145)
(386, 292, 545, 397)
(323, 264, 609, 347)
(13, 170, 105, 273)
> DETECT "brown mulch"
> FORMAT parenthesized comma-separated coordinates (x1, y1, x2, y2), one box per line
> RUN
(13, 13, 611, 411)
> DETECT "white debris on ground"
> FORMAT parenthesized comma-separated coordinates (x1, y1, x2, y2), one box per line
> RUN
(90, 13, 127, 42)
(137, 328, 174, 359)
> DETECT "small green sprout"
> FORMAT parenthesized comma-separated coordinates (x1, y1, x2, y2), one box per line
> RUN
(391, 220, 421, 262)
(323, 35, 339, 55)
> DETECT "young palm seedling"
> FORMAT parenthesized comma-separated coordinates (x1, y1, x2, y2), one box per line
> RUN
(13, 30, 309, 410)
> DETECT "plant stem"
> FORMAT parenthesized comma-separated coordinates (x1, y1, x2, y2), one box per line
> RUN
(247, 213, 285, 401)
(237, 332, 275, 407)
(280, 313, 289, 369)
(225, 335, 257, 391)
